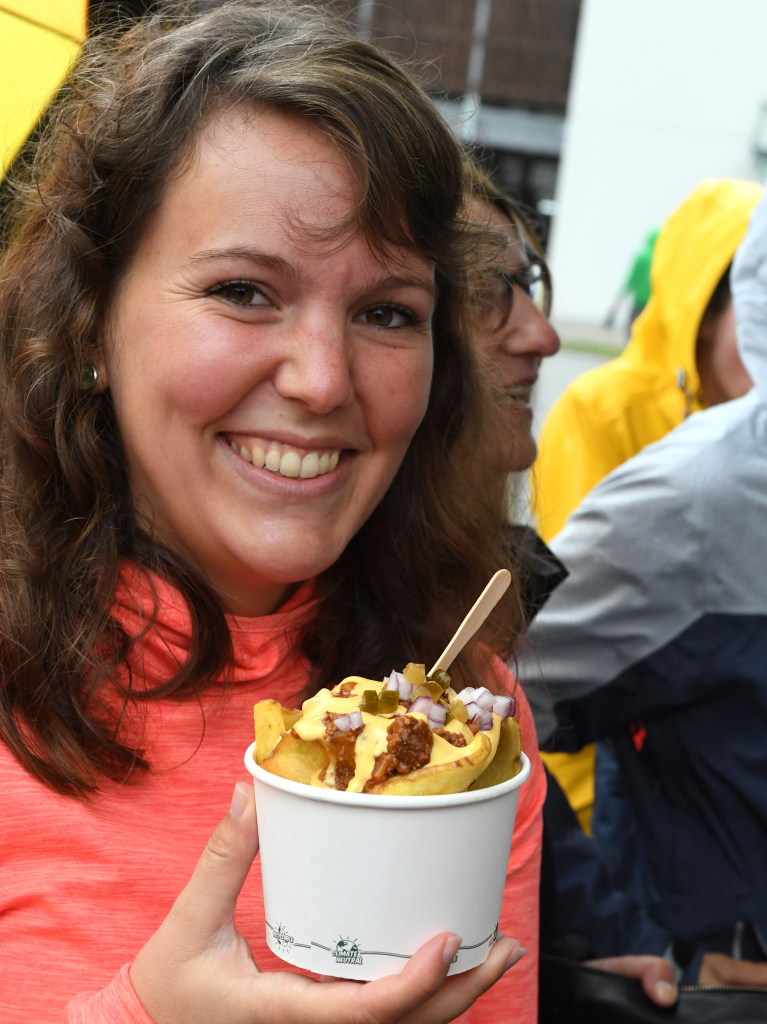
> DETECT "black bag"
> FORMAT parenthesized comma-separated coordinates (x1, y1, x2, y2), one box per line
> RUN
(539, 954, 767, 1023)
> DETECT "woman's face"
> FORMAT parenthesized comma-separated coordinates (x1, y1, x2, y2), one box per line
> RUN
(470, 201, 560, 473)
(103, 108, 435, 615)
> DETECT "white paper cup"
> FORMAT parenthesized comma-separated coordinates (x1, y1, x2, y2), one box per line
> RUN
(244, 741, 530, 980)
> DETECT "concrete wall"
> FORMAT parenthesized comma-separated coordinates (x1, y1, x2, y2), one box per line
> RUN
(548, 0, 767, 324)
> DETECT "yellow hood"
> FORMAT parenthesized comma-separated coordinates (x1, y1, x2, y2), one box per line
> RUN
(623, 178, 763, 401)
(533, 178, 762, 545)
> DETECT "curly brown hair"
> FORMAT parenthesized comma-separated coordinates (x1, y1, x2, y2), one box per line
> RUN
(0, 0, 526, 796)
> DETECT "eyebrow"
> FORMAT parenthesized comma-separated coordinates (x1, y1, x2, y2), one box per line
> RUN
(375, 274, 436, 298)
(189, 247, 299, 279)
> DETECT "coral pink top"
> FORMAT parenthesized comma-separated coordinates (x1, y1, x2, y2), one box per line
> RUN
(0, 568, 545, 1023)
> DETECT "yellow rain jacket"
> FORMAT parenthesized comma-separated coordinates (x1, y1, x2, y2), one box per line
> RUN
(533, 178, 762, 830)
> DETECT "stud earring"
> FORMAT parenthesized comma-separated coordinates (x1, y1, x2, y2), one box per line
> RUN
(79, 363, 98, 391)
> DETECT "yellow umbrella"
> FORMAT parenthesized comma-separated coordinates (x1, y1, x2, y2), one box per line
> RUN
(0, 1, 87, 174)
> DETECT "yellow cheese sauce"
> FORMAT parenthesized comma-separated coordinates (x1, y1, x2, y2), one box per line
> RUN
(292, 676, 501, 792)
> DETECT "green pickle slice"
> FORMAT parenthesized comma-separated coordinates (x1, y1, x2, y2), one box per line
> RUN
(429, 669, 452, 689)
(359, 689, 379, 715)
(449, 699, 469, 724)
(410, 684, 432, 700)
(377, 689, 400, 714)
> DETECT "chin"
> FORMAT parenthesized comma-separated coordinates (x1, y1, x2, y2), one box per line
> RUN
(505, 436, 537, 474)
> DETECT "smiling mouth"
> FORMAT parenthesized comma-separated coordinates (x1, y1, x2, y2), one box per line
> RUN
(500, 384, 534, 407)
(226, 435, 342, 479)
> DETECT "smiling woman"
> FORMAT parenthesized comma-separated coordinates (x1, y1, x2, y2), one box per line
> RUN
(0, 3, 545, 1023)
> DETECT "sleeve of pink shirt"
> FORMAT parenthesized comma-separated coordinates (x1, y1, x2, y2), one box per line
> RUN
(64, 965, 154, 1024)
(64, 665, 545, 1024)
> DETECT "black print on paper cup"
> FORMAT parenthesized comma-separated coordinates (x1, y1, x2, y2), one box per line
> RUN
(332, 938, 363, 966)
(274, 923, 294, 953)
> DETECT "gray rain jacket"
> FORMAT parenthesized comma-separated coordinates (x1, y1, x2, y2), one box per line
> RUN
(519, 191, 767, 954)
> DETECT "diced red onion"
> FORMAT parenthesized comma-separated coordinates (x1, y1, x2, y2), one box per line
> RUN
(492, 695, 513, 718)
(384, 670, 412, 700)
(473, 687, 495, 710)
(459, 687, 477, 705)
(408, 695, 434, 717)
(427, 704, 447, 728)
(334, 714, 351, 732)
(508, 695, 516, 718)
(478, 709, 494, 731)
(463, 701, 483, 721)
(348, 710, 363, 730)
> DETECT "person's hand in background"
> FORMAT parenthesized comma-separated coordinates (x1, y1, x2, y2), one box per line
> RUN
(588, 955, 678, 1007)
(699, 953, 767, 988)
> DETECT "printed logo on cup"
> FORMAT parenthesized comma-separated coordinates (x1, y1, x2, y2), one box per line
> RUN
(274, 923, 294, 953)
(332, 938, 363, 966)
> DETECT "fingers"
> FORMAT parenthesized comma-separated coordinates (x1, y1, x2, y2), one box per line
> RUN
(395, 936, 525, 1024)
(357, 935, 524, 1024)
(267, 933, 458, 1024)
(170, 781, 259, 947)
(354, 933, 461, 1023)
(254, 934, 524, 1024)
(587, 955, 677, 1006)
(699, 953, 767, 988)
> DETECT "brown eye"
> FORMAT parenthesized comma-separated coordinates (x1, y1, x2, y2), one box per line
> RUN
(366, 306, 394, 327)
(217, 282, 267, 306)
(363, 306, 409, 328)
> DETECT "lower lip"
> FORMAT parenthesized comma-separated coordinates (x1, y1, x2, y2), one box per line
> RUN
(219, 435, 355, 497)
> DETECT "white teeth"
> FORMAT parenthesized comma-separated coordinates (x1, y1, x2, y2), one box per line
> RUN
(279, 451, 301, 478)
(231, 438, 341, 478)
(300, 452, 320, 478)
(502, 385, 532, 407)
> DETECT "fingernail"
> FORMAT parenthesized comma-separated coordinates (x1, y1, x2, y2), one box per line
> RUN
(442, 935, 462, 964)
(229, 781, 250, 818)
(655, 981, 677, 1004)
(503, 947, 526, 972)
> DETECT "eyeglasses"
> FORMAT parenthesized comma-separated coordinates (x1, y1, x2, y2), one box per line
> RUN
(475, 255, 552, 332)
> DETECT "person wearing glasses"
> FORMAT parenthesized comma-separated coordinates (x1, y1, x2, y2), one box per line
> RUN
(467, 175, 557, 478)
(466, 173, 680, 1011)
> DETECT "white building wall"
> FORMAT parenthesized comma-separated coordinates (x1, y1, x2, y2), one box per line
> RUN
(549, 0, 767, 325)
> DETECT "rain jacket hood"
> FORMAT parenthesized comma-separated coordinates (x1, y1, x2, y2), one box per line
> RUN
(624, 178, 763, 401)
(532, 178, 762, 543)
(732, 185, 767, 403)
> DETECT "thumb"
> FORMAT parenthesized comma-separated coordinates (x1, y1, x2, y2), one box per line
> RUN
(169, 781, 259, 947)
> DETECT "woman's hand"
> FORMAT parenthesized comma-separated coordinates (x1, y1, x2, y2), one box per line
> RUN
(587, 955, 678, 1007)
(130, 782, 525, 1024)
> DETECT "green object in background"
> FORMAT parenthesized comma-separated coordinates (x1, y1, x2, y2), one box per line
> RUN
(624, 228, 659, 308)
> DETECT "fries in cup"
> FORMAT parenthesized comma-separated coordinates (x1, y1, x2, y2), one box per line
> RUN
(254, 665, 521, 795)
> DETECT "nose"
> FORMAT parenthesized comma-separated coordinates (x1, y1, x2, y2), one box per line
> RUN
(272, 310, 355, 414)
(498, 288, 560, 362)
